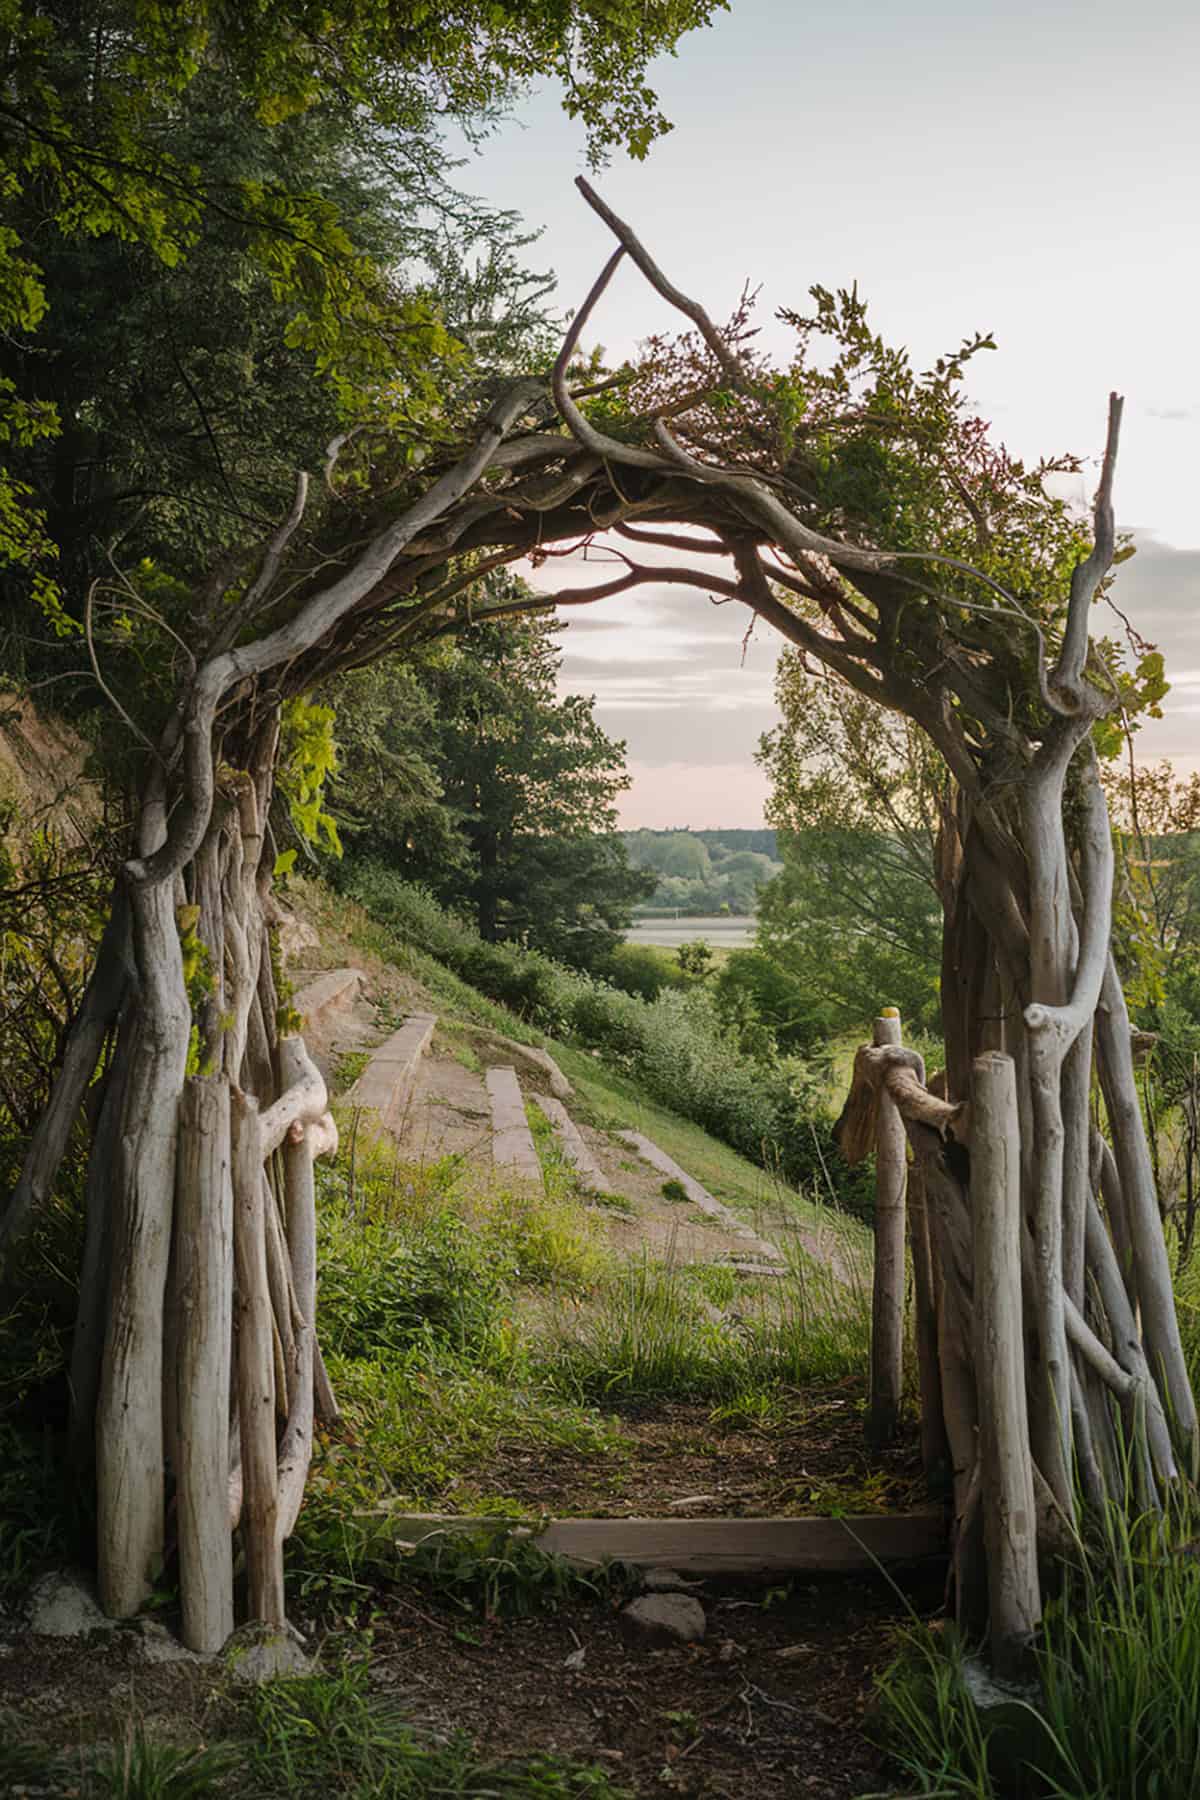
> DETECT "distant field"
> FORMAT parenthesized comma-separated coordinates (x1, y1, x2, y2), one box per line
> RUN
(625, 914, 757, 949)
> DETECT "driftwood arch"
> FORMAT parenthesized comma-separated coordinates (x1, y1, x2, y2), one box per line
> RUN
(2, 178, 1187, 1667)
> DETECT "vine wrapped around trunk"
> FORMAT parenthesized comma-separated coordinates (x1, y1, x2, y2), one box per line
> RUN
(2, 178, 1187, 1658)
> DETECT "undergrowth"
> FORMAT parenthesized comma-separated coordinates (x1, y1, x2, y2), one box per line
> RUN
(872, 1503, 1200, 1799)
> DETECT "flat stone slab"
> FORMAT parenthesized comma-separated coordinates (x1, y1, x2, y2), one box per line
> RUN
(348, 1013, 437, 1131)
(532, 1094, 606, 1192)
(292, 968, 364, 1035)
(617, 1130, 784, 1265)
(486, 1066, 544, 1187)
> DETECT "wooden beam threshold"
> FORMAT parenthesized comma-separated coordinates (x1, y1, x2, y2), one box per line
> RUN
(368, 1511, 947, 1576)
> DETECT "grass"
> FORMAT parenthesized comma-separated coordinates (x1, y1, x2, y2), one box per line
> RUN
(249, 1659, 633, 1797)
(1, 1662, 632, 1800)
(871, 1501, 1200, 1799)
(538, 1247, 871, 1407)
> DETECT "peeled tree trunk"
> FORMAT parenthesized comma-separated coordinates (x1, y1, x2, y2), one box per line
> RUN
(2, 177, 1192, 1660)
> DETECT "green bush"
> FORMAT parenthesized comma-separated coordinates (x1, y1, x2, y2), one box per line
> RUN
(603, 941, 685, 1001)
(316, 1206, 505, 1363)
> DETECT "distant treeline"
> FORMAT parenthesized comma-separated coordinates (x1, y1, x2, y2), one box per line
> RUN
(622, 829, 781, 916)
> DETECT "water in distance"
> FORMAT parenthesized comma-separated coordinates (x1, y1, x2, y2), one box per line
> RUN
(624, 914, 756, 949)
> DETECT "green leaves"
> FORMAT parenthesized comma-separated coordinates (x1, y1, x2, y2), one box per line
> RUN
(277, 698, 343, 860)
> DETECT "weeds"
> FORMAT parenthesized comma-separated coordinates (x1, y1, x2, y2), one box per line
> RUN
(251, 1659, 631, 1797)
(392, 1523, 632, 1618)
(541, 1250, 870, 1404)
(872, 1503, 1200, 1799)
(91, 1731, 235, 1800)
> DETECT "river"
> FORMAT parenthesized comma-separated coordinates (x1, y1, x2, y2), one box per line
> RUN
(624, 914, 757, 949)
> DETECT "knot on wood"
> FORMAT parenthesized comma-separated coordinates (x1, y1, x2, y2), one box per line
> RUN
(833, 1043, 967, 1167)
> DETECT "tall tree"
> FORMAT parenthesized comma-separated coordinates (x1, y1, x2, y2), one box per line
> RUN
(329, 597, 653, 964)
(0, 0, 723, 651)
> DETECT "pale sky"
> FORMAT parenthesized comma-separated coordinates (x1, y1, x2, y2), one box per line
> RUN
(455, 0, 1200, 827)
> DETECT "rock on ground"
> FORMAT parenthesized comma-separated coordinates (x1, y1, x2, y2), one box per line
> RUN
(222, 1620, 311, 1683)
(642, 1568, 704, 1594)
(620, 1594, 707, 1647)
(25, 1570, 113, 1638)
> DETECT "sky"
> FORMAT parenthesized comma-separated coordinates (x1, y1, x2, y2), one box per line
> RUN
(453, 0, 1200, 827)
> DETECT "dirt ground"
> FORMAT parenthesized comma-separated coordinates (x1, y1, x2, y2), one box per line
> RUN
(456, 1393, 928, 1520)
(0, 1559, 942, 1799)
(368, 1563, 944, 1800)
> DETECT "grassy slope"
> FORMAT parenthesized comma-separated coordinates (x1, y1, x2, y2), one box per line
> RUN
(292, 874, 866, 1258)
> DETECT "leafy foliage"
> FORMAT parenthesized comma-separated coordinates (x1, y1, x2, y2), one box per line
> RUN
(327, 604, 653, 967)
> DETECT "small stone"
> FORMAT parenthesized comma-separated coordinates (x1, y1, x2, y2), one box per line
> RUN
(130, 1619, 203, 1665)
(642, 1568, 702, 1594)
(25, 1570, 113, 1639)
(222, 1620, 310, 1684)
(619, 1594, 706, 1647)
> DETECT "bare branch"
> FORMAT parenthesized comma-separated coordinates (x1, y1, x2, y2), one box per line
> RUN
(575, 176, 752, 393)
(551, 248, 671, 474)
(1050, 392, 1123, 710)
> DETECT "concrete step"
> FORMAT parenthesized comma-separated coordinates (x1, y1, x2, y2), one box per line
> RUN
(292, 967, 364, 1036)
(532, 1094, 606, 1192)
(617, 1130, 784, 1266)
(347, 1012, 437, 1132)
(486, 1066, 544, 1187)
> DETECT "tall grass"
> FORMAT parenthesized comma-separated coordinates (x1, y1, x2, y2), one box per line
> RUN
(540, 1244, 871, 1405)
(873, 1501, 1200, 1799)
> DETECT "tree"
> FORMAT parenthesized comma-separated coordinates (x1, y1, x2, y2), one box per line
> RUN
(331, 600, 653, 965)
(0, 0, 724, 648)
(3, 172, 1185, 1672)
(754, 661, 945, 1033)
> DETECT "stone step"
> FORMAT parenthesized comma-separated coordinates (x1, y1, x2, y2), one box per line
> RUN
(617, 1130, 784, 1266)
(347, 1013, 437, 1132)
(532, 1094, 606, 1192)
(292, 967, 364, 1036)
(486, 1066, 544, 1187)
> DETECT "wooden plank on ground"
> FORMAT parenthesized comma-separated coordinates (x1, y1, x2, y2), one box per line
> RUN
(486, 1066, 544, 1187)
(532, 1094, 606, 1192)
(347, 1012, 437, 1131)
(617, 1130, 784, 1265)
(368, 1511, 947, 1575)
(292, 968, 364, 1036)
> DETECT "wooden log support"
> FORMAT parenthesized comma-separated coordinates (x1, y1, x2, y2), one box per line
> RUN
(867, 1010, 907, 1449)
(276, 1039, 317, 1543)
(230, 1091, 285, 1627)
(258, 1034, 327, 1159)
(367, 1510, 947, 1576)
(971, 1051, 1040, 1674)
(174, 1076, 235, 1654)
(908, 1160, 948, 1484)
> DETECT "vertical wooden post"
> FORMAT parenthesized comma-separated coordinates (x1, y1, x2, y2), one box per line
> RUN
(972, 1050, 1040, 1674)
(867, 1009, 906, 1449)
(230, 1090, 285, 1627)
(907, 1160, 948, 1484)
(175, 1076, 235, 1653)
(276, 1038, 317, 1543)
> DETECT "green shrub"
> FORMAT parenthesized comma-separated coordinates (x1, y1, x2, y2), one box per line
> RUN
(603, 942, 685, 1001)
